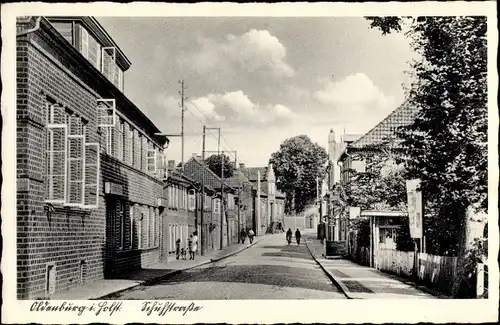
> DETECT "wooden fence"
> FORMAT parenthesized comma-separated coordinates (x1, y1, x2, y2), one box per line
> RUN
(376, 249, 415, 277)
(417, 252, 458, 296)
(376, 249, 459, 296)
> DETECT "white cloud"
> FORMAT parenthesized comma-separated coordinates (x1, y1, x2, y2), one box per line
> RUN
(185, 90, 294, 128)
(313, 73, 397, 134)
(178, 29, 294, 78)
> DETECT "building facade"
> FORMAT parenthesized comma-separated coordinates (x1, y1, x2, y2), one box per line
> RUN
(241, 163, 286, 234)
(183, 155, 236, 250)
(225, 166, 255, 236)
(336, 103, 417, 243)
(163, 168, 195, 261)
(16, 16, 168, 299)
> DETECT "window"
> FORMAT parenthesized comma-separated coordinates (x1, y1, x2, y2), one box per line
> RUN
(188, 190, 195, 211)
(51, 21, 73, 44)
(101, 47, 116, 84)
(80, 27, 89, 59)
(97, 99, 116, 127)
(149, 207, 155, 248)
(147, 145, 156, 175)
(117, 200, 125, 250)
(87, 33, 101, 69)
(104, 126, 113, 156)
(45, 101, 100, 208)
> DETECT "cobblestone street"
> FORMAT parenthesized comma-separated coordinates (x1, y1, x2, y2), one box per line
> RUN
(105, 233, 346, 300)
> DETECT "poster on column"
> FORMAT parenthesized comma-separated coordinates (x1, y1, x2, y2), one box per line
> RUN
(406, 179, 423, 239)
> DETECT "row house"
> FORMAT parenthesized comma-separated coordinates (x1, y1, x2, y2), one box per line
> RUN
(183, 155, 237, 249)
(16, 16, 168, 299)
(162, 166, 195, 260)
(241, 163, 286, 235)
(224, 167, 255, 237)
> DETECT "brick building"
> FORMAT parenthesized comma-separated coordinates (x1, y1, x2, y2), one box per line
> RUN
(225, 166, 255, 235)
(16, 16, 168, 299)
(183, 155, 237, 249)
(162, 165, 197, 260)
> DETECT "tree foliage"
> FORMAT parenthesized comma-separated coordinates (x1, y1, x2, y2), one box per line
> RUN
(205, 154, 235, 178)
(367, 16, 487, 297)
(269, 135, 328, 214)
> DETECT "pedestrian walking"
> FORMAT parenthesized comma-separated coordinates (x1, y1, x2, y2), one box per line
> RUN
(175, 238, 181, 260)
(286, 228, 292, 245)
(188, 235, 194, 260)
(295, 228, 302, 245)
(248, 229, 255, 244)
(240, 228, 247, 244)
(191, 231, 198, 260)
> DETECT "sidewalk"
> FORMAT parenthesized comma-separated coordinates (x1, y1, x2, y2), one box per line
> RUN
(304, 234, 435, 299)
(51, 236, 264, 300)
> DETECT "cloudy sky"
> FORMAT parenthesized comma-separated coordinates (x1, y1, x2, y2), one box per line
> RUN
(98, 17, 415, 167)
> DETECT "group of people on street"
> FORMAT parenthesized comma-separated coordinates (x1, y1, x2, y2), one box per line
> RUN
(176, 231, 198, 260)
(174, 227, 301, 260)
(286, 228, 301, 245)
(239, 228, 255, 244)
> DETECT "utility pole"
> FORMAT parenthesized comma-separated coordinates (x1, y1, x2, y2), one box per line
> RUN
(179, 80, 187, 166)
(200, 125, 206, 256)
(221, 150, 225, 249)
(237, 184, 241, 242)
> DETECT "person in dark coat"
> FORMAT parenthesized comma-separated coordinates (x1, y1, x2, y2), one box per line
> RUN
(240, 229, 247, 244)
(286, 228, 293, 245)
(295, 229, 302, 245)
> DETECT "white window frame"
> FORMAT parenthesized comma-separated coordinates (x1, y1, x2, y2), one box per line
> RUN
(45, 124, 68, 204)
(81, 27, 89, 59)
(97, 98, 116, 127)
(65, 116, 85, 207)
(83, 142, 100, 209)
(147, 148, 157, 174)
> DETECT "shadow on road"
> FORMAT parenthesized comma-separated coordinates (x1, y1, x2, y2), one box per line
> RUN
(148, 264, 338, 293)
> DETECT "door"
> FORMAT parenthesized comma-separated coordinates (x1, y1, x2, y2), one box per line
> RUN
(104, 197, 117, 277)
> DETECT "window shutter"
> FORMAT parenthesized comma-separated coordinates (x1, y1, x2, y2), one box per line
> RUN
(46, 124, 68, 203)
(116, 120, 123, 161)
(101, 47, 116, 83)
(80, 27, 89, 58)
(66, 116, 85, 206)
(97, 99, 116, 127)
(155, 148, 163, 178)
(141, 137, 148, 172)
(83, 143, 100, 208)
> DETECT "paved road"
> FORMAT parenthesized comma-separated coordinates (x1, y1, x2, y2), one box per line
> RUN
(108, 233, 346, 299)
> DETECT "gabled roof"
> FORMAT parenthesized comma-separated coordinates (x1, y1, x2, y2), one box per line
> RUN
(224, 170, 252, 189)
(349, 102, 417, 149)
(183, 157, 235, 192)
(241, 167, 268, 182)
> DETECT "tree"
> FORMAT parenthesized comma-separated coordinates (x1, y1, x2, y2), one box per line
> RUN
(269, 135, 328, 214)
(205, 154, 235, 178)
(366, 16, 487, 297)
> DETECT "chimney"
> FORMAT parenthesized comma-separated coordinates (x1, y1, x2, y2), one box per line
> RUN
(239, 163, 245, 169)
(168, 160, 175, 170)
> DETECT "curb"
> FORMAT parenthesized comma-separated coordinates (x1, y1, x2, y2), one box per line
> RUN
(210, 237, 262, 262)
(95, 236, 264, 300)
(304, 238, 354, 300)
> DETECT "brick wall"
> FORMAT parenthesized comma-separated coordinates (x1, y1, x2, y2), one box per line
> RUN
(16, 19, 164, 299)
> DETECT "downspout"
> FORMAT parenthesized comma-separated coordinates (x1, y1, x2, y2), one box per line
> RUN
(16, 17, 42, 37)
